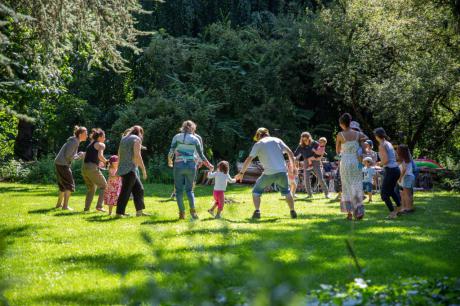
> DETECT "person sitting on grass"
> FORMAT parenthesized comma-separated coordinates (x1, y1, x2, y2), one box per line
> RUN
(397, 144, 416, 214)
(104, 155, 122, 216)
(235, 127, 298, 219)
(207, 161, 236, 219)
(54, 126, 87, 211)
(362, 157, 376, 202)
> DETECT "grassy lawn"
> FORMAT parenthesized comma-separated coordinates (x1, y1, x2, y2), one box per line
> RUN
(0, 182, 459, 305)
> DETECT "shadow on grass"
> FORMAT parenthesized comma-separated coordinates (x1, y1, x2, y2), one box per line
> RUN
(84, 215, 120, 223)
(142, 218, 178, 225)
(28, 207, 58, 214)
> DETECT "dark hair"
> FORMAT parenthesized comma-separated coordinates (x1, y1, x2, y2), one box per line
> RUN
(339, 113, 352, 128)
(374, 127, 390, 140)
(397, 144, 411, 163)
(217, 161, 229, 174)
(74, 126, 87, 138)
(90, 128, 105, 141)
(123, 125, 144, 137)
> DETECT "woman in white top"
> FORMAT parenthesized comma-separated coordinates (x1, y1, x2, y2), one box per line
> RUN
(207, 161, 236, 219)
(336, 113, 368, 220)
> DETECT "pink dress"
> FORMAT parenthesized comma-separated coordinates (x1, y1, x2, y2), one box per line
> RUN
(104, 168, 122, 206)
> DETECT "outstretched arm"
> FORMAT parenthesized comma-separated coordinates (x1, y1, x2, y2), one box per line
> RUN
(235, 156, 254, 182)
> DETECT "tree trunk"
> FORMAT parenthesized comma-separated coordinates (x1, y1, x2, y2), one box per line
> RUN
(14, 119, 34, 161)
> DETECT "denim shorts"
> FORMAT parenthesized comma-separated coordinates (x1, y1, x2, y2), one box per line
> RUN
(363, 181, 373, 193)
(401, 175, 415, 189)
(253, 172, 290, 196)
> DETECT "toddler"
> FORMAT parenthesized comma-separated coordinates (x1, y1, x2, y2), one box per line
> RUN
(207, 161, 236, 219)
(362, 157, 376, 202)
(308, 137, 327, 168)
(103, 155, 122, 215)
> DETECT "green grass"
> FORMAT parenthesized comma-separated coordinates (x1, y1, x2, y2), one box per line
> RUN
(0, 182, 459, 305)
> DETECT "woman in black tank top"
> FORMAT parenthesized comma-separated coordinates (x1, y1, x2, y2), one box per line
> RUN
(84, 142, 99, 164)
(82, 128, 108, 212)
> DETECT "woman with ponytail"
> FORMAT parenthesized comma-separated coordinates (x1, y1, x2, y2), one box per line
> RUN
(82, 128, 108, 212)
(54, 126, 88, 210)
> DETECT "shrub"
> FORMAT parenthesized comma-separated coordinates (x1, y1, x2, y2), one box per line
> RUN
(306, 277, 460, 305)
(0, 160, 30, 182)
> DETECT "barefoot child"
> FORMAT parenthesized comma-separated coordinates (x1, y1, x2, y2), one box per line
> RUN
(104, 155, 122, 215)
(207, 161, 236, 219)
(362, 157, 376, 202)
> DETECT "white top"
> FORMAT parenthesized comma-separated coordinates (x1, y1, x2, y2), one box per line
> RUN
(400, 161, 414, 177)
(207, 171, 236, 191)
(249, 136, 290, 175)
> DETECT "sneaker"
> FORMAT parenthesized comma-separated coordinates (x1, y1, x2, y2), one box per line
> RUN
(325, 194, 330, 199)
(96, 207, 106, 212)
(115, 213, 130, 218)
(136, 211, 151, 217)
(251, 210, 261, 219)
(62, 206, 74, 211)
(190, 209, 199, 220)
(207, 209, 215, 217)
(290, 210, 297, 219)
(215, 213, 222, 219)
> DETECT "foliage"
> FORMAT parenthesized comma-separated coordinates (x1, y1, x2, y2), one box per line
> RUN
(303, 0, 460, 159)
(306, 277, 460, 305)
(0, 159, 30, 182)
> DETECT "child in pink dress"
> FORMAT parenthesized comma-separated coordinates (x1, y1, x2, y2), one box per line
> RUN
(104, 155, 122, 215)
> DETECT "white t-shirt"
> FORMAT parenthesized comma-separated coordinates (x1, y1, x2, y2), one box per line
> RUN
(249, 136, 290, 175)
(207, 171, 236, 191)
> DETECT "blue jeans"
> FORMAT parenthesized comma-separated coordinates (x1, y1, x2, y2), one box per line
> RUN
(174, 161, 197, 212)
(253, 172, 290, 196)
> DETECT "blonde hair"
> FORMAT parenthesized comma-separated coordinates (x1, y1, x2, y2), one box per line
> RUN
(319, 137, 327, 144)
(180, 120, 197, 134)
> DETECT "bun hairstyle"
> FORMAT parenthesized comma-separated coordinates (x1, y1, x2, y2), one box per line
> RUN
(339, 113, 352, 128)
(373, 127, 390, 141)
(217, 161, 230, 174)
(180, 120, 197, 134)
(123, 125, 144, 138)
(90, 128, 105, 141)
(74, 126, 87, 137)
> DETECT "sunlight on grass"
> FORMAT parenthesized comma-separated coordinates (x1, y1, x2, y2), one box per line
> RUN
(0, 183, 459, 305)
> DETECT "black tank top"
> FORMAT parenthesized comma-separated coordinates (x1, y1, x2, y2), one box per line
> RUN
(84, 142, 99, 164)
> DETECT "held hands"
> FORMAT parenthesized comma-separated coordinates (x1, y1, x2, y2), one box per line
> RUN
(235, 172, 244, 182)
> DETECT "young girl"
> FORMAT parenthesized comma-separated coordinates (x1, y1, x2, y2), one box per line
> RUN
(104, 155, 122, 215)
(397, 145, 415, 214)
(207, 161, 236, 219)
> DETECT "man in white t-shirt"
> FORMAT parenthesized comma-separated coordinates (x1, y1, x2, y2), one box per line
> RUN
(235, 128, 298, 219)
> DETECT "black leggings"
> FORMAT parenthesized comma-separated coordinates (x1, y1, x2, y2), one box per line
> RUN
(116, 171, 145, 215)
(381, 167, 401, 212)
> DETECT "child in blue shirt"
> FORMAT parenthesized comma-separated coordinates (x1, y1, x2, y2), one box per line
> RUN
(362, 157, 376, 202)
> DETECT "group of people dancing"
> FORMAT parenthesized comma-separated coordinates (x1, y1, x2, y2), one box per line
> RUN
(53, 114, 416, 220)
